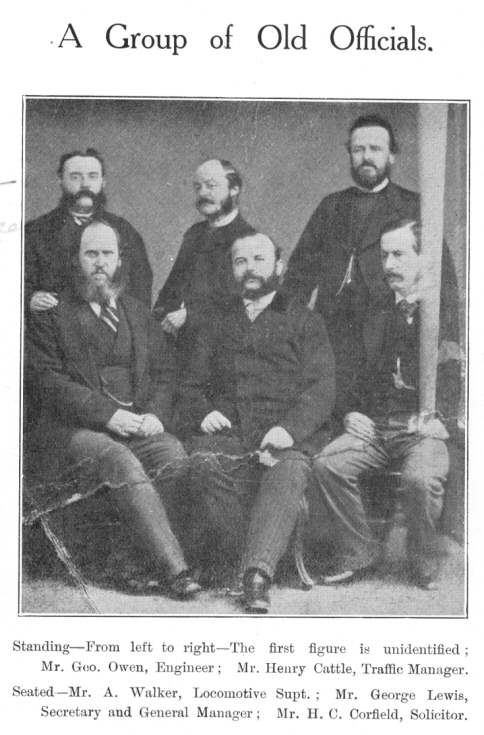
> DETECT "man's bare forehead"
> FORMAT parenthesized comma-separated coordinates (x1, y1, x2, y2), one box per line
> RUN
(62, 156, 103, 175)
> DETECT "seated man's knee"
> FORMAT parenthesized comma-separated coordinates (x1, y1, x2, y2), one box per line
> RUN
(156, 432, 187, 461)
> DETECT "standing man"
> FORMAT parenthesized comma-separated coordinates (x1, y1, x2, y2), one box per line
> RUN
(25, 148, 153, 312)
(27, 220, 199, 599)
(153, 159, 255, 352)
(312, 219, 461, 590)
(283, 114, 458, 412)
(178, 232, 335, 613)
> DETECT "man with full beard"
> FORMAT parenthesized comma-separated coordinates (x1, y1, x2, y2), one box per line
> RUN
(25, 148, 152, 313)
(282, 114, 458, 416)
(153, 158, 255, 359)
(26, 220, 200, 599)
(178, 232, 335, 613)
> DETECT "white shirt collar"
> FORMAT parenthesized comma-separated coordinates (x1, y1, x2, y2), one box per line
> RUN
(89, 297, 117, 317)
(354, 177, 390, 194)
(209, 208, 239, 228)
(395, 290, 419, 305)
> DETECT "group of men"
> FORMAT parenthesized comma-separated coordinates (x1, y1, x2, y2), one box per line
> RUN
(24, 113, 461, 613)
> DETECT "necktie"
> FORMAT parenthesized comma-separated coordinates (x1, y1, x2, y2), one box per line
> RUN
(398, 299, 418, 322)
(99, 303, 119, 333)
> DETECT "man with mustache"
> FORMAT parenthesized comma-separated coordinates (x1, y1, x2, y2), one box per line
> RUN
(26, 220, 200, 599)
(311, 219, 461, 590)
(25, 148, 153, 313)
(153, 158, 255, 357)
(178, 232, 335, 612)
(282, 114, 458, 416)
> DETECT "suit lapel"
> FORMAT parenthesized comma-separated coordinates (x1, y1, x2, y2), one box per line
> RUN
(120, 296, 148, 391)
(58, 295, 100, 389)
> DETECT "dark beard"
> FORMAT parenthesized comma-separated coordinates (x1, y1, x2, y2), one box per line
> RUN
(60, 189, 107, 215)
(197, 192, 236, 221)
(351, 161, 391, 190)
(240, 271, 281, 300)
(72, 263, 126, 304)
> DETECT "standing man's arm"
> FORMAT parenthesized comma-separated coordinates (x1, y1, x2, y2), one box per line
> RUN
(283, 202, 327, 304)
(120, 220, 153, 307)
(153, 229, 195, 320)
(24, 219, 59, 314)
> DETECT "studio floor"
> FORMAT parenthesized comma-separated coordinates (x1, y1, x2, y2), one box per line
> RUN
(22, 527, 465, 617)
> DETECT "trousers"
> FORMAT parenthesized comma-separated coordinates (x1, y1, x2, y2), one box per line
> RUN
(68, 429, 190, 577)
(311, 430, 449, 573)
(188, 434, 311, 579)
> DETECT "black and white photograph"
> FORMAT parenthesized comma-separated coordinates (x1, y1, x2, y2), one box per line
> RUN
(21, 98, 467, 617)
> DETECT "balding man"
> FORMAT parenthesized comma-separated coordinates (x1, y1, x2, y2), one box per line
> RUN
(27, 220, 199, 599)
(178, 232, 335, 613)
(153, 159, 255, 355)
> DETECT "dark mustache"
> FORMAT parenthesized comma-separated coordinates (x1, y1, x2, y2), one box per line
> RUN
(74, 188, 96, 199)
(197, 197, 214, 206)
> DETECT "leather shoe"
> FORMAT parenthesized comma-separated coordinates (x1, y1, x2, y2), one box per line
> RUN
(409, 561, 439, 591)
(242, 568, 271, 614)
(168, 571, 201, 600)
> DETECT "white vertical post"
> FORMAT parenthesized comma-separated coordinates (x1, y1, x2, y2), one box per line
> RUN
(418, 103, 448, 413)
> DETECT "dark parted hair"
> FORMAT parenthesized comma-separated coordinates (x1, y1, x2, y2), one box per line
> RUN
(216, 159, 243, 191)
(380, 218, 421, 253)
(348, 114, 399, 154)
(57, 148, 106, 177)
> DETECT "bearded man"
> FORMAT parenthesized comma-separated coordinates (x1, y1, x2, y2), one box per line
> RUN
(178, 232, 335, 613)
(153, 158, 255, 357)
(25, 148, 152, 313)
(282, 114, 458, 415)
(26, 220, 199, 599)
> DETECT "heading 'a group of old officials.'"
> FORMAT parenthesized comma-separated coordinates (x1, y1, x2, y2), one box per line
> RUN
(24, 114, 462, 613)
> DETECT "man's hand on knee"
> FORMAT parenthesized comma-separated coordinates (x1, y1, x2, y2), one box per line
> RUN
(344, 412, 376, 442)
(107, 409, 144, 437)
(260, 426, 294, 451)
(201, 410, 232, 434)
(138, 414, 164, 437)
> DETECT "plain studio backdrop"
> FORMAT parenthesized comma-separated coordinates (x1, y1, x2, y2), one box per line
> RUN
(24, 98, 467, 325)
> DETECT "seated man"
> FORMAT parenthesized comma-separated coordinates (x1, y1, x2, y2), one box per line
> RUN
(178, 232, 335, 613)
(26, 220, 199, 599)
(312, 218, 461, 590)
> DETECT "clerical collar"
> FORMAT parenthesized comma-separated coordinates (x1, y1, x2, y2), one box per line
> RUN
(354, 178, 390, 194)
(89, 297, 117, 317)
(243, 290, 277, 320)
(209, 208, 239, 229)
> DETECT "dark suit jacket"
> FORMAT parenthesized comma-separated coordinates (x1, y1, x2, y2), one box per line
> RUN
(346, 297, 462, 423)
(25, 206, 153, 308)
(154, 213, 255, 327)
(177, 293, 335, 453)
(27, 290, 176, 480)
(283, 182, 458, 334)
